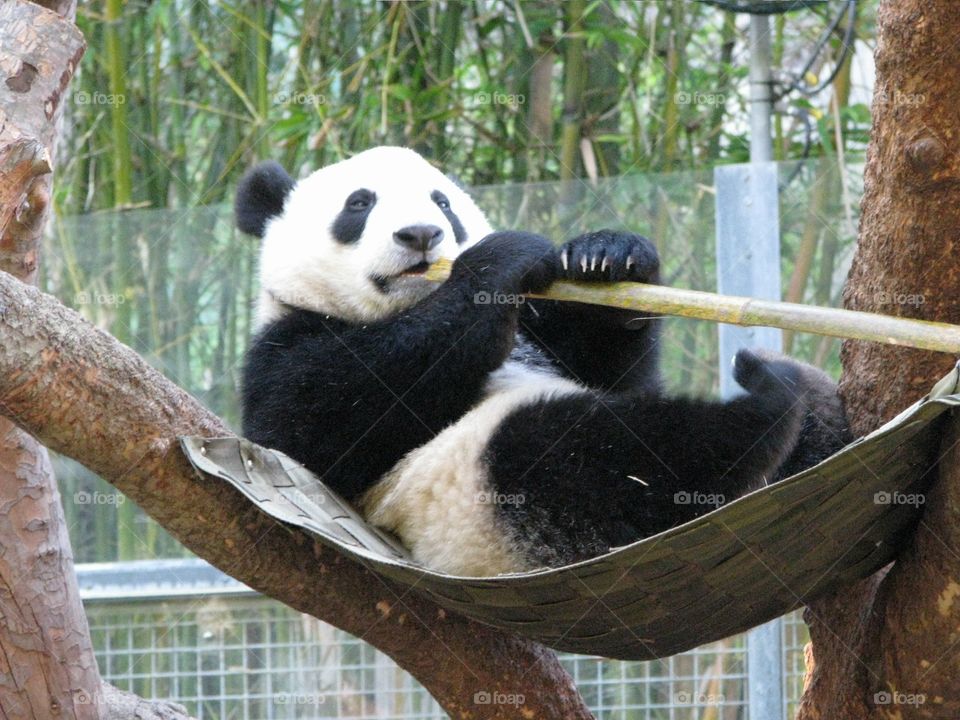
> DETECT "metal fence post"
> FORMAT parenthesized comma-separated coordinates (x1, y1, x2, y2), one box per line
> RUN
(715, 160, 785, 720)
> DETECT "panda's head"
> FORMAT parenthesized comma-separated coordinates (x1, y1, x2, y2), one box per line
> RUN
(235, 146, 494, 326)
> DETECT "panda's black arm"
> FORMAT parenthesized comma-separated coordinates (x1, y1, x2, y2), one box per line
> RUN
(241, 231, 558, 500)
(243, 291, 514, 499)
(518, 230, 663, 394)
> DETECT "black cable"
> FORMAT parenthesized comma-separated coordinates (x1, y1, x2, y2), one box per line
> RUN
(696, 0, 828, 14)
(778, 0, 857, 99)
(800, 0, 857, 95)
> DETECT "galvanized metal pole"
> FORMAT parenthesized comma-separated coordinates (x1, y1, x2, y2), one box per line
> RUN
(716, 163, 786, 720)
(749, 13, 774, 162)
(716, 12, 785, 720)
(715, 161, 783, 378)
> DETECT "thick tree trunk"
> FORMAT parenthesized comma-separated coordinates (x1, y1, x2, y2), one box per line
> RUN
(1, 4, 195, 719)
(0, 271, 595, 719)
(0, 5, 101, 719)
(798, 1, 960, 717)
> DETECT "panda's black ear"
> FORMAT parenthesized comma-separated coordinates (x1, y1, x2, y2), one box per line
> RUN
(235, 161, 295, 238)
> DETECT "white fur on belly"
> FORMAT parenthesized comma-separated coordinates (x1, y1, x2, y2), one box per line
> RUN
(360, 363, 583, 576)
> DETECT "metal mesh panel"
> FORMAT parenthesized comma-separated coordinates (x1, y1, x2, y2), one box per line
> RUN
(86, 591, 811, 719)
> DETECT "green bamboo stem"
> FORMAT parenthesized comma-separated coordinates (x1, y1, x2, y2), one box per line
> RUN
(559, 0, 587, 184)
(420, 258, 960, 355)
(105, 0, 132, 207)
(783, 157, 829, 353)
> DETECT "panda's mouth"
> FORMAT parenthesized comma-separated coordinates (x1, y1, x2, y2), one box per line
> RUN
(370, 260, 433, 293)
(404, 261, 431, 275)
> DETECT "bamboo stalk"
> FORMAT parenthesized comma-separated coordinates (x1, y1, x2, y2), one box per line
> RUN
(105, 0, 132, 207)
(420, 258, 960, 355)
(559, 0, 587, 184)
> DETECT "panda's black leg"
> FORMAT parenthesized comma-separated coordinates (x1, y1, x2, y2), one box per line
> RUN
(483, 349, 808, 566)
(520, 230, 662, 394)
(752, 348, 852, 480)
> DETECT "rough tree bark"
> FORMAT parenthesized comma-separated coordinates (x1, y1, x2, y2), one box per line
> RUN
(0, 5, 101, 719)
(798, 1, 960, 717)
(0, 3, 192, 718)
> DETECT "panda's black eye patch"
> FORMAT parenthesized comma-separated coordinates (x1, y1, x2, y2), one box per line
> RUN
(431, 190, 451, 210)
(345, 189, 376, 212)
(432, 189, 468, 244)
(333, 189, 376, 244)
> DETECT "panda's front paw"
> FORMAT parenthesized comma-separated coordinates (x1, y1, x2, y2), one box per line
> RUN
(559, 230, 659, 283)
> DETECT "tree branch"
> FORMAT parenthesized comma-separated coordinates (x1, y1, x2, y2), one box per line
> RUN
(0, 269, 593, 719)
(101, 684, 192, 720)
(0, 1, 85, 282)
(0, 139, 51, 238)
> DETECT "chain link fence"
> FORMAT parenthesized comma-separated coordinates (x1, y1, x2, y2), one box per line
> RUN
(81, 560, 809, 719)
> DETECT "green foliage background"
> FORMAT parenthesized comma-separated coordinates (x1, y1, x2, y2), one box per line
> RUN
(59, 0, 873, 212)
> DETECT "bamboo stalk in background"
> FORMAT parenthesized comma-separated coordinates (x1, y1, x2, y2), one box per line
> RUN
(104, 0, 132, 207)
(420, 258, 960, 355)
(559, 0, 587, 185)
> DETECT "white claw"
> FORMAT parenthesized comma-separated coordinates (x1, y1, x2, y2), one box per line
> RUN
(580, 254, 588, 273)
(560, 249, 569, 270)
(590, 255, 599, 271)
(626, 256, 635, 270)
(601, 257, 610, 273)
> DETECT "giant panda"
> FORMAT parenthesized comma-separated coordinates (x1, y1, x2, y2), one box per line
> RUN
(235, 146, 849, 576)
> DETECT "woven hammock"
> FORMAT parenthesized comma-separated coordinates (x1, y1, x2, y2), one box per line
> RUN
(181, 364, 959, 660)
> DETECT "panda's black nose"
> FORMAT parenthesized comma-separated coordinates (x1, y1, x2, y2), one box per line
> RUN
(394, 224, 444, 252)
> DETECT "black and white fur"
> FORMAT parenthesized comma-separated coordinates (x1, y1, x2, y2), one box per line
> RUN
(237, 146, 850, 576)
